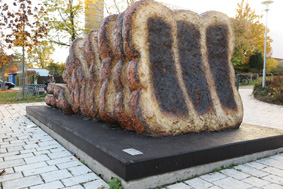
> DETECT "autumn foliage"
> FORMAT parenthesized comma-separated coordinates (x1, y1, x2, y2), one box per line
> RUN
(0, 0, 48, 53)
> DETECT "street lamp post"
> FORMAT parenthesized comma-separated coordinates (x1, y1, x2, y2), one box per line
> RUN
(261, 0, 273, 88)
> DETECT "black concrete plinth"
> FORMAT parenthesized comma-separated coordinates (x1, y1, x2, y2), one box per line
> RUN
(27, 106, 283, 181)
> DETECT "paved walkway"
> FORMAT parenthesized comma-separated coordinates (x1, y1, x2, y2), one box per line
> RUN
(0, 87, 283, 189)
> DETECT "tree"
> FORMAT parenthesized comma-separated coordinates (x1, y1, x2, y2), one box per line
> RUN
(27, 41, 55, 68)
(231, 0, 272, 66)
(0, 0, 48, 98)
(248, 51, 263, 72)
(0, 42, 14, 90)
(47, 62, 65, 76)
(42, 0, 85, 46)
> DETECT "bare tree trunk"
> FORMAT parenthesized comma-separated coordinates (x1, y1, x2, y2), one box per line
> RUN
(0, 69, 5, 91)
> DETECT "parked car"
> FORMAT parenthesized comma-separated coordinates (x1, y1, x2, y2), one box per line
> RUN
(0, 80, 15, 89)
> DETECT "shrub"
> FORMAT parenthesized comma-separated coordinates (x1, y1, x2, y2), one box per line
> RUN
(253, 73, 283, 105)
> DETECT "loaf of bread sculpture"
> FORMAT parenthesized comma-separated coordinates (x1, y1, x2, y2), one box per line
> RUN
(45, 0, 243, 136)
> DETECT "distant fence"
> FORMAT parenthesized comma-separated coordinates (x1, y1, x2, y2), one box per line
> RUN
(38, 76, 64, 84)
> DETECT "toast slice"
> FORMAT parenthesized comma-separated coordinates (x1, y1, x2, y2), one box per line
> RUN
(123, 0, 243, 135)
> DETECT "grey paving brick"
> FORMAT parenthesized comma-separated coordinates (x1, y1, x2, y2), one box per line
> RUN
(68, 165, 92, 176)
(41, 169, 72, 182)
(36, 144, 62, 151)
(262, 174, 283, 185)
(83, 179, 109, 189)
(262, 183, 283, 189)
(56, 160, 82, 169)
(61, 173, 99, 187)
(6, 145, 24, 152)
(234, 164, 269, 177)
(220, 168, 250, 180)
(184, 178, 212, 189)
(166, 182, 191, 189)
(24, 154, 50, 164)
(30, 180, 64, 189)
(14, 162, 48, 172)
(245, 161, 268, 169)
(47, 156, 76, 165)
(65, 185, 84, 189)
(2, 175, 43, 189)
(23, 165, 58, 176)
(213, 177, 252, 189)
(0, 172, 23, 182)
(4, 152, 33, 161)
(0, 158, 25, 169)
(48, 151, 71, 159)
(243, 176, 270, 187)
(262, 167, 283, 178)
(200, 172, 227, 182)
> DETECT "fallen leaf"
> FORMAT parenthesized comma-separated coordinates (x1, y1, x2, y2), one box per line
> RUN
(97, 186, 105, 189)
(0, 169, 6, 176)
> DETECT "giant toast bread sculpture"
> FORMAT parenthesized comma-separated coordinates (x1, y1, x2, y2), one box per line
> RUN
(45, 0, 243, 136)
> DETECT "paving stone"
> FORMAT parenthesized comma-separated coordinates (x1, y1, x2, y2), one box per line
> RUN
(48, 151, 71, 159)
(30, 180, 64, 189)
(166, 182, 191, 189)
(258, 157, 283, 168)
(2, 175, 43, 189)
(33, 150, 50, 156)
(262, 174, 283, 185)
(262, 167, 283, 178)
(23, 165, 58, 176)
(0, 158, 25, 169)
(184, 178, 212, 189)
(41, 169, 72, 182)
(36, 144, 62, 152)
(4, 152, 34, 161)
(207, 186, 222, 189)
(0, 172, 23, 182)
(61, 173, 99, 187)
(6, 145, 24, 152)
(68, 165, 92, 176)
(244, 161, 267, 169)
(24, 154, 50, 164)
(220, 168, 250, 180)
(262, 183, 283, 189)
(20, 149, 37, 154)
(83, 179, 109, 189)
(15, 162, 48, 172)
(56, 160, 82, 169)
(243, 176, 270, 187)
(234, 164, 269, 177)
(213, 177, 252, 189)
(47, 156, 76, 165)
(200, 172, 227, 182)
(65, 185, 84, 189)
(0, 151, 19, 158)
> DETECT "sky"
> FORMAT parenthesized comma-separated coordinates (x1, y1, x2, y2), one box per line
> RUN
(156, 0, 283, 59)
(7, 0, 282, 62)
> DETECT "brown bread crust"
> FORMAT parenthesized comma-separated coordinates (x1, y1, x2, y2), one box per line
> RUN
(113, 12, 134, 130)
(98, 14, 119, 124)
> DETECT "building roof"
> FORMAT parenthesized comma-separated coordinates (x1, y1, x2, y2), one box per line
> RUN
(17, 68, 50, 76)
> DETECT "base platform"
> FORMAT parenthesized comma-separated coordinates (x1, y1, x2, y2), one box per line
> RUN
(26, 106, 283, 188)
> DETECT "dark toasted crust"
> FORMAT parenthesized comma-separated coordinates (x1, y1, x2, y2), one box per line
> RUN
(206, 24, 237, 110)
(98, 14, 118, 60)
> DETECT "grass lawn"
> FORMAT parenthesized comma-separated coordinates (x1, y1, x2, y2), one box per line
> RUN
(0, 90, 46, 104)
